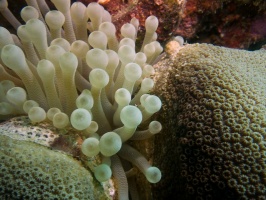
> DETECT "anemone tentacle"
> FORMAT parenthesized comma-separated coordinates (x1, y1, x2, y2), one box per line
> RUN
(0, 1, 163, 199)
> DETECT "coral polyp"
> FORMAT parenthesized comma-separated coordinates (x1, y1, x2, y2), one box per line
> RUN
(153, 41, 266, 200)
(0, 0, 163, 199)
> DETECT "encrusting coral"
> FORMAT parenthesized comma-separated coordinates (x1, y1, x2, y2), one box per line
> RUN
(0, 124, 111, 200)
(153, 41, 266, 199)
(0, 0, 163, 199)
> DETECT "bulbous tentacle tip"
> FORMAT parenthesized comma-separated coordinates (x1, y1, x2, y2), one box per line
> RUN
(0, 1, 164, 199)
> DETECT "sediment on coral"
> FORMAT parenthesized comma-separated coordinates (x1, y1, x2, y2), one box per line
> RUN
(153, 42, 266, 200)
(0, 0, 164, 199)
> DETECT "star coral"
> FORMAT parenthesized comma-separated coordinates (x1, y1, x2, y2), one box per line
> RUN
(0, 124, 105, 199)
(153, 41, 266, 199)
(0, 0, 163, 199)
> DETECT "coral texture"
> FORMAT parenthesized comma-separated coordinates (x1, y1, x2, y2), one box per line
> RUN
(79, 0, 185, 42)
(153, 42, 266, 199)
(0, 118, 112, 200)
(79, 0, 266, 49)
(175, 0, 266, 49)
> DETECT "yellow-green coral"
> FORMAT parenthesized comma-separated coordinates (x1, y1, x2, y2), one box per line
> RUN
(0, 131, 111, 200)
(153, 43, 266, 200)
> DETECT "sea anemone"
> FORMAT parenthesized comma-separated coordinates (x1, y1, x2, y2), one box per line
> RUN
(0, 0, 163, 199)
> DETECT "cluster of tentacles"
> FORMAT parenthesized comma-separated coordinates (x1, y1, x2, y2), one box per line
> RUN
(0, 0, 164, 199)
